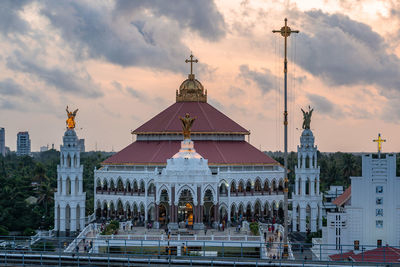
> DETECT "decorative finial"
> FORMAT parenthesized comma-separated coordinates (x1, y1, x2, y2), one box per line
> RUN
(66, 106, 79, 129)
(179, 113, 196, 140)
(185, 53, 198, 80)
(373, 133, 386, 154)
(301, 106, 313, 129)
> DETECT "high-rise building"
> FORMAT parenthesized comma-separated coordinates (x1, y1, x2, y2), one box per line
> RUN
(0, 128, 5, 157)
(17, 131, 31, 156)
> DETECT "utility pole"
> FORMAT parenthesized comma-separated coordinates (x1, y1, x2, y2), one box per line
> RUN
(273, 18, 299, 258)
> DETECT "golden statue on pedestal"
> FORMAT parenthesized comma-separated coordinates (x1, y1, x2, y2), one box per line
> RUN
(66, 106, 79, 129)
(179, 113, 195, 139)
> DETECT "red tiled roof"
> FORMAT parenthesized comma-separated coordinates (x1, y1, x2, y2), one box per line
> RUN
(329, 251, 355, 261)
(133, 102, 249, 134)
(103, 140, 277, 165)
(351, 247, 400, 263)
(332, 186, 351, 207)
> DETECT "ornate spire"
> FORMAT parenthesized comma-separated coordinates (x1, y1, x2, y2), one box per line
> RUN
(176, 53, 207, 102)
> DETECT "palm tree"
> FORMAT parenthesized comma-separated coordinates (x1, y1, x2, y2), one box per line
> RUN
(37, 179, 54, 216)
(342, 153, 355, 179)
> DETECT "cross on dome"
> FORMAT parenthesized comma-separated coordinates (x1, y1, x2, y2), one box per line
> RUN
(185, 53, 198, 78)
(373, 133, 386, 154)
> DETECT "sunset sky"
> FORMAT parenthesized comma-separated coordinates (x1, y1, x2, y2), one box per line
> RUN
(1, 0, 400, 153)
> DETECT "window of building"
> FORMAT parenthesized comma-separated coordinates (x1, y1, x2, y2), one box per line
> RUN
(376, 209, 383, 216)
(376, 220, 383, 228)
(376, 186, 383, 194)
(376, 197, 383, 205)
(354, 240, 359, 251)
(377, 240, 382, 247)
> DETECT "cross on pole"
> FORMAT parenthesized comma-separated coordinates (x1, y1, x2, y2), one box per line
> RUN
(373, 133, 386, 157)
(272, 18, 299, 259)
(185, 53, 198, 76)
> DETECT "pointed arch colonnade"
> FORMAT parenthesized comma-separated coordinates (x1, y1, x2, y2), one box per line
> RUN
(95, 175, 285, 227)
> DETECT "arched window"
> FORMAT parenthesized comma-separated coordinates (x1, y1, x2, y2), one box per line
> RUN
(147, 183, 155, 196)
(66, 177, 71, 195)
(110, 180, 116, 193)
(75, 177, 79, 194)
(305, 179, 310, 195)
(254, 179, 262, 193)
(67, 154, 71, 167)
(264, 180, 270, 194)
(245, 181, 252, 193)
(238, 181, 244, 194)
(140, 180, 145, 193)
(230, 181, 236, 194)
(117, 179, 124, 193)
(219, 183, 228, 196)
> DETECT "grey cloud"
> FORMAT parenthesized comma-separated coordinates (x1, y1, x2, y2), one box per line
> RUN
(239, 65, 275, 94)
(0, 0, 30, 35)
(6, 52, 103, 98)
(115, 0, 226, 41)
(307, 93, 335, 115)
(0, 78, 24, 96)
(297, 10, 400, 95)
(39, 1, 221, 73)
(0, 97, 18, 110)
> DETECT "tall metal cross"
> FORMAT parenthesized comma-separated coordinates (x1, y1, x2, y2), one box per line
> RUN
(373, 133, 386, 156)
(272, 18, 299, 258)
(185, 53, 198, 75)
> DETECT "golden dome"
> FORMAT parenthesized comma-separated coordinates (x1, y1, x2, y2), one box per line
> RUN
(176, 74, 207, 102)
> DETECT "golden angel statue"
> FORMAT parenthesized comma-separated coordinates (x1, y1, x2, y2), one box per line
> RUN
(301, 105, 313, 130)
(66, 106, 79, 129)
(179, 113, 196, 139)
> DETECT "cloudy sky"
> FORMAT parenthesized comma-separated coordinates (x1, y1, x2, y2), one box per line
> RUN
(1, 0, 400, 153)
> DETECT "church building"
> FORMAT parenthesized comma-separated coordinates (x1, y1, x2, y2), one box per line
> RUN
(314, 136, 400, 259)
(94, 55, 286, 229)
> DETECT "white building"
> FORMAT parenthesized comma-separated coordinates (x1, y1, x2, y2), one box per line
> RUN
(292, 128, 323, 233)
(54, 128, 86, 236)
(17, 131, 31, 156)
(316, 153, 400, 258)
(94, 60, 286, 229)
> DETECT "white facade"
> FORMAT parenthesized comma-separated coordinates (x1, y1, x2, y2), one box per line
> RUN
(292, 129, 322, 232)
(94, 144, 286, 229)
(320, 153, 400, 258)
(54, 129, 86, 236)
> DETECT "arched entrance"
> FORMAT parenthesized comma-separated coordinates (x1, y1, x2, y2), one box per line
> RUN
(159, 189, 170, 227)
(219, 205, 227, 223)
(203, 189, 214, 227)
(178, 189, 194, 227)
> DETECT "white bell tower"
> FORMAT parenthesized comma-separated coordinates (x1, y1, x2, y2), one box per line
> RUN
(54, 124, 86, 236)
(292, 128, 322, 233)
